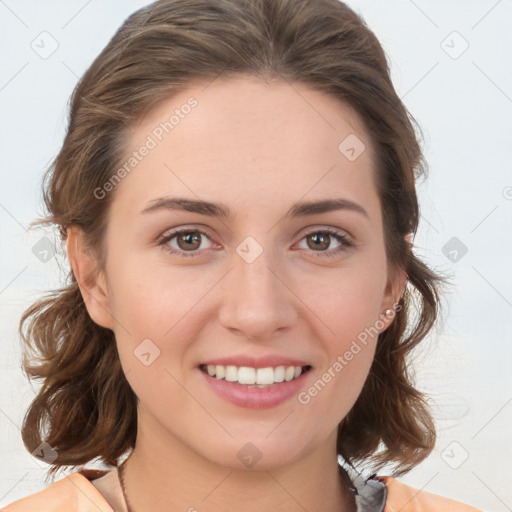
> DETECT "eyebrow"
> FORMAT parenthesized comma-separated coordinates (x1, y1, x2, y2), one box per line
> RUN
(140, 196, 369, 219)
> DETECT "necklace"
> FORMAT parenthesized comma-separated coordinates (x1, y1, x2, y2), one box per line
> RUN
(118, 460, 133, 512)
(117, 458, 357, 512)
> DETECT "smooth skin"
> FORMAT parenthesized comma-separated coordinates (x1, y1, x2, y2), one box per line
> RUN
(68, 75, 406, 512)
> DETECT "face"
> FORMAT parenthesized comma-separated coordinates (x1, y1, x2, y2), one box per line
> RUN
(74, 76, 401, 470)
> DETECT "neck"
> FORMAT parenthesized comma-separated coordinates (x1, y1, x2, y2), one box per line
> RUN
(121, 419, 354, 512)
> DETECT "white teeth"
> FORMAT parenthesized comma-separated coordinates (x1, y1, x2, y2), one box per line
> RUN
(274, 366, 285, 383)
(256, 367, 274, 385)
(203, 364, 306, 385)
(238, 367, 256, 384)
(284, 366, 295, 381)
(215, 365, 225, 379)
(225, 365, 238, 382)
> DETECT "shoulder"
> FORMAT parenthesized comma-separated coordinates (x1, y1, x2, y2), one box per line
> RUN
(379, 476, 484, 512)
(1, 470, 114, 512)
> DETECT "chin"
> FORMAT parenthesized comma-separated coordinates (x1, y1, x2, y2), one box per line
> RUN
(187, 428, 322, 472)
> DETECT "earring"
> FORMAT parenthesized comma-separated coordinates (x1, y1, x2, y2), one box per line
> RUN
(385, 308, 393, 316)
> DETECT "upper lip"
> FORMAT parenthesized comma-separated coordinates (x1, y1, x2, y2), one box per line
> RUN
(200, 356, 311, 369)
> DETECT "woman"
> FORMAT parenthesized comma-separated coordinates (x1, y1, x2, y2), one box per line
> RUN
(3, 0, 483, 510)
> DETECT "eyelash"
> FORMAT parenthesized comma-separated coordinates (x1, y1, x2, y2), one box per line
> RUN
(158, 227, 353, 259)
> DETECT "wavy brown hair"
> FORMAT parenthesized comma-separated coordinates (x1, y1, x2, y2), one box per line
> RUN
(19, 0, 443, 481)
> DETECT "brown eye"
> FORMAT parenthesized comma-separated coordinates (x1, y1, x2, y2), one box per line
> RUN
(176, 231, 203, 251)
(159, 228, 213, 257)
(297, 229, 353, 258)
(306, 232, 331, 251)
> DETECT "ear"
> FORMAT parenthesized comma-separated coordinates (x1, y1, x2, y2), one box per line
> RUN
(379, 234, 411, 327)
(66, 226, 113, 330)
(382, 264, 407, 312)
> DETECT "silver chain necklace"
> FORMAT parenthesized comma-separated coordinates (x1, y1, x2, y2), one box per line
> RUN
(118, 460, 134, 512)
(117, 458, 358, 512)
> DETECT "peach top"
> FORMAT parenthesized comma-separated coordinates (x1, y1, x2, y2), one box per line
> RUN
(1, 469, 483, 511)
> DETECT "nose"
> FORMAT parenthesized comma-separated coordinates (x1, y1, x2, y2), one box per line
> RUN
(217, 247, 298, 341)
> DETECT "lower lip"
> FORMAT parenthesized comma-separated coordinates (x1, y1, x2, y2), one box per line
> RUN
(198, 368, 310, 409)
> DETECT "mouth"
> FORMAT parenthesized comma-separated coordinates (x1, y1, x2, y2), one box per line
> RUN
(199, 364, 312, 388)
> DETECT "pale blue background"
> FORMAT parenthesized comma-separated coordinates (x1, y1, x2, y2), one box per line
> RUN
(1, 1, 511, 510)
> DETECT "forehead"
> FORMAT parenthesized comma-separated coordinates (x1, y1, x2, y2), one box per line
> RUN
(114, 76, 379, 221)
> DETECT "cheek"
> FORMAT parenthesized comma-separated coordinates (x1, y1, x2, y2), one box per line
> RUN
(106, 252, 215, 341)
(295, 342, 375, 442)
(107, 262, 210, 410)
(295, 269, 383, 425)
(303, 258, 388, 343)
(293, 259, 386, 410)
